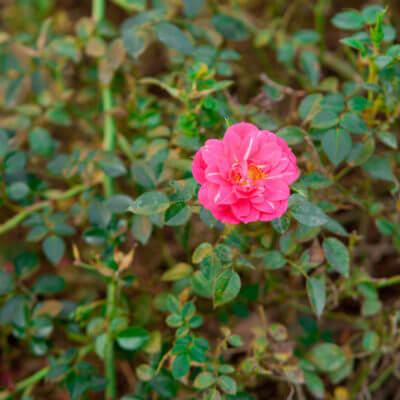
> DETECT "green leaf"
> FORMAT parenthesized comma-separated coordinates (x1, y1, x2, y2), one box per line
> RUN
(322, 128, 352, 167)
(340, 112, 367, 134)
(278, 40, 294, 66)
(4, 151, 27, 173)
(291, 200, 329, 227)
(183, 0, 205, 17)
(332, 11, 363, 30)
(310, 343, 346, 372)
(192, 271, 213, 298)
(362, 331, 379, 351)
(375, 218, 395, 236)
(375, 55, 393, 69)
(14, 252, 38, 277)
(98, 156, 127, 177)
(88, 200, 111, 228)
(53, 222, 76, 236)
(29, 127, 54, 157)
(131, 192, 170, 216)
(7, 181, 30, 201)
(131, 215, 152, 245)
(117, 326, 149, 350)
(311, 110, 339, 129)
(172, 353, 190, 379)
(53, 39, 79, 61)
(121, 22, 144, 59)
(299, 94, 323, 121)
(83, 227, 107, 246)
(33, 274, 65, 294)
(293, 30, 320, 44)
(347, 136, 375, 165)
(113, 0, 145, 11)
(194, 371, 215, 389)
(263, 251, 286, 270)
(155, 22, 194, 55)
(214, 244, 233, 264)
(165, 201, 191, 226)
(323, 217, 348, 236)
(136, 364, 155, 382)
(276, 126, 305, 145)
(362, 156, 394, 181)
(219, 49, 241, 60)
(228, 335, 243, 347)
(0, 130, 9, 157)
(105, 194, 135, 214)
(347, 96, 368, 112)
(42, 235, 66, 265)
(46, 104, 71, 126)
(214, 270, 241, 307)
(149, 370, 178, 399)
(211, 14, 249, 40)
(161, 263, 192, 281)
(362, 5, 385, 25)
(0, 271, 14, 295)
(340, 37, 367, 52)
(323, 238, 350, 277)
(307, 274, 326, 317)
(304, 371, 325, 399)
(271, 214, 291, 234)
(300, 51, 320, 86)
(27, 225, 49, 242)
(217, 375, 237, 395)
(215, 61, 232, 76)
(131, 161, 157, 188)
(66, 372, 87, 400)
(383, 24, 396, 42)
(300, 173, 332, 189)
(192, 243, 213, 264)
(321, 93, 345, 113)
(377, 132, 397, 149)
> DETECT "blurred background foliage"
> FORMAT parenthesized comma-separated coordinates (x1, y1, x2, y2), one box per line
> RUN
(0, 0, 400, 399)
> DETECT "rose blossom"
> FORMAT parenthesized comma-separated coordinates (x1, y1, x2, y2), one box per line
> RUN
(192, 122, 299, 224)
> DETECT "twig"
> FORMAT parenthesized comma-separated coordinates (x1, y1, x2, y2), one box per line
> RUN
(260, 73, 306, 97)
(368, 364, 396, 392)
(0, 184, 90, 236)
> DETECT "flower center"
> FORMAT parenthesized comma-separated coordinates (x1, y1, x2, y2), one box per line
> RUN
(248, 163, 267, 181)
(230, 161, 267, 187)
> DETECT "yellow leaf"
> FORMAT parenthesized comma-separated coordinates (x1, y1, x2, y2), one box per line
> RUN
(161, 263, 192, 281)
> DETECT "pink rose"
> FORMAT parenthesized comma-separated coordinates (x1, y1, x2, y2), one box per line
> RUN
(192, 122, 299, 224)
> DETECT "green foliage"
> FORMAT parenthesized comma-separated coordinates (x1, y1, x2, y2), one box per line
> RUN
(0, 1, 400, 400)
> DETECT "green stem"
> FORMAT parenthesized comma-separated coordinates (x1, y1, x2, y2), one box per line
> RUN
(368, 364, 395, 392)
(0, 367, 50, 400)
(374, 275, 400, 288)
(93, 0, 105, 21)
(334, 166, 351, 182)
(314, 0, 327, 58)
(92, 1, 117, 399)
(0, 344, 93, 400)
(105, 279, 117, 399)
(102, 86, 116, 198)
(92, 0, 116, 199)
(0, 184, 89, 236)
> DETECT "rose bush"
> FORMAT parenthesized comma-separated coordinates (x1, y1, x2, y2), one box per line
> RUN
(0, 1, 399, 399)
